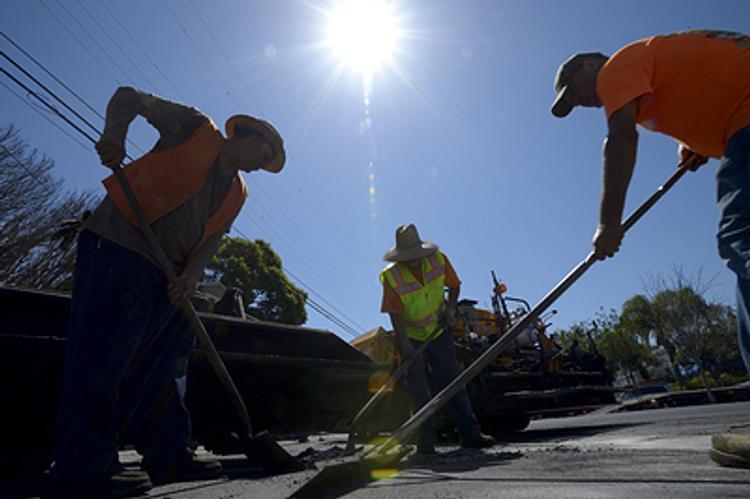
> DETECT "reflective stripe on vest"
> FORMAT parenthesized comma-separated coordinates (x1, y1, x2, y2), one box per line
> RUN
(380, 251, 447, 341)
(102, 119, 247, 257)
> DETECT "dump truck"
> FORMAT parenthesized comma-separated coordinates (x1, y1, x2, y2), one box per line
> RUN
(0, 284, 375, 476)
(350, 274, 617, 439)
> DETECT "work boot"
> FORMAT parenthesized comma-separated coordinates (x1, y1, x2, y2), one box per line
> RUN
(711, 424, 750, 469)
(141, 450, 223, 485)
(459, 431, 495, 449)
(47, 465, 153, 498)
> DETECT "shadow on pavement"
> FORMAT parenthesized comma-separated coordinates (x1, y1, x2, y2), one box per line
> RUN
(501, 423, 638, 443)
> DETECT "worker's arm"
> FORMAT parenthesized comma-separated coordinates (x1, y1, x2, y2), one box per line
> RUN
(96, 86, 204, 168)
(389, 312, 416, 361)
(167, 228, 226, 304)
(594, 100, 639, 260)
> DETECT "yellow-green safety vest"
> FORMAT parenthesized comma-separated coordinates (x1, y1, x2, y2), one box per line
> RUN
(380, 251, 447, 341)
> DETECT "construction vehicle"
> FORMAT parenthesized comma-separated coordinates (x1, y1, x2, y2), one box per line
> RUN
(0, 272, 616, 475)
(0, 284, 376, 476)
(350, 272, 617, 439)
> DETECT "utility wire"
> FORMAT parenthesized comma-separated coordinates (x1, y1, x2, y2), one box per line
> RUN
(97, 2, 187, 101)
(241, 208, 372, 328)
(0, 44, 143, 156)
(75, 0, 163, 93)
(188, 0, 264, 113)
(0, 31, 104, 121)
(184, 3, 378, 292)
(53, 0, 132, 84)
(2, 58, 364, 339)
(235, 213, 369, 335)
(1, 67, 99, 146)
(2, 50, 111, 147)
(0, 79, 90, 152)
(39, 0, 122, 85)
(249, 179, 375, 316)
(234, 222, 366, 333)
(162, 0, 243, 108)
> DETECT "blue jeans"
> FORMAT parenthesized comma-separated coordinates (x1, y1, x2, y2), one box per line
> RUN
(717, 125, 750, 373)
(51, 230, 194, 483)
(405, 329, 481, 447)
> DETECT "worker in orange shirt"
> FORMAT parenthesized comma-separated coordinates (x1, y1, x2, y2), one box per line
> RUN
(550, 30, 750, 469)
(380, 224, 494, 454)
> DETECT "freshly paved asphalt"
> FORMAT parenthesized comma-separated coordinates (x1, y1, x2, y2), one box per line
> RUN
(5, 401, 750, 497)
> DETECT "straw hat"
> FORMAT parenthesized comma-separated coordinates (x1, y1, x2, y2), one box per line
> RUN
(225, 114, 285, 173)
(383, 224, 438, 262)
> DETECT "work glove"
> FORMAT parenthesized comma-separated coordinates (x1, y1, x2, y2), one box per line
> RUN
(441, 306, 457, 325)
(95, 135, 126, 169)
(678, 144, 708, 171)
(167, 271, 200, 305)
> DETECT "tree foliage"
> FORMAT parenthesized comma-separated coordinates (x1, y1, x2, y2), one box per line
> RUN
(0, 125, 98, 290)
(205, 237, 308, 325)
(554, 267, 744, 390)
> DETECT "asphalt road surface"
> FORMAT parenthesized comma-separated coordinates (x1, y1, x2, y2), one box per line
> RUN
(6, 401, 750, 498)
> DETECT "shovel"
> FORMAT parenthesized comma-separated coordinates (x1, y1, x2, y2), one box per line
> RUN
(109, 165, 302, 472)
(343, 324, 447, 455)
(292, 163, 690, 497)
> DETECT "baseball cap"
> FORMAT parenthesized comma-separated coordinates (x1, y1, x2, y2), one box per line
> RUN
(551, 52, 606, 118)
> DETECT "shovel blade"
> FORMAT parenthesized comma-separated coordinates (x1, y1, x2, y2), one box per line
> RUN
(236, 430, 305, 472)
(291, 445, 410, 498)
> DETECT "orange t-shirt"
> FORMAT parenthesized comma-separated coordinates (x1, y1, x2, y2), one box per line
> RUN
(597, 30, 750, 158)
(380, 253, 461, 314)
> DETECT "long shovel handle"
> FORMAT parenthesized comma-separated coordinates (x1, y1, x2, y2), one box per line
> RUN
(346, 325, 446, 450)
(369, 164, 689, 456)
(110, 166, 254, 437)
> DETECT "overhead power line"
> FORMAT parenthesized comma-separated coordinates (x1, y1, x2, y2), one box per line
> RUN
(0, 79, 90, 151)
(74, 0, 163, 93)
(1, 53, 364, 340)
(162, 0, 242, 108)
(0, 35, 147, 156)
(53, 0, 132, 83)
(98, 1, 187, 101)
(182, 2, 379, 296)
(39, 0, 122, 85)
(1, 31, 104, 121)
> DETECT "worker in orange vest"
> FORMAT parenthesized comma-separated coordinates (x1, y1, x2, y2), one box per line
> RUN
(49, 86, 285, 497)
(550, 30, 750, 469)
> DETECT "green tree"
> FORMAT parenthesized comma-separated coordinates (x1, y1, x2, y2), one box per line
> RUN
(620, 293, 685, 385)
(205, 237, 307, 325)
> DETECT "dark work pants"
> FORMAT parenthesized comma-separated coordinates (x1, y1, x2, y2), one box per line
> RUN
(405, 329, 481, 447)
(717, 125, 750, 374)
(51, 230, 194, 483)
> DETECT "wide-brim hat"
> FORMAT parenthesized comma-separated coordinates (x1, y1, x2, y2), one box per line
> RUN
(225, 114, 286, 173)
(383, 223, 439, 262)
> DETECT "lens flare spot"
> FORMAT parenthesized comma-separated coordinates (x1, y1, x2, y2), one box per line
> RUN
(371, 467, 399, 480)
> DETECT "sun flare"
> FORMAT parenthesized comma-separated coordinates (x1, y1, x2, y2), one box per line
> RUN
(326, 0, 400, 80)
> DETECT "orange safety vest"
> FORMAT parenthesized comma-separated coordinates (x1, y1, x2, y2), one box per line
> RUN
(380, 252, 447, 341)
(102, 119, 247, 253)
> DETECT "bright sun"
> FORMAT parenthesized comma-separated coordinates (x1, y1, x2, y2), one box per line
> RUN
(326, 0, 400, 80)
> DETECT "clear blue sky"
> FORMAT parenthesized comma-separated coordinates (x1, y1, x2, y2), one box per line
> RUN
(2, 0, 748, 340)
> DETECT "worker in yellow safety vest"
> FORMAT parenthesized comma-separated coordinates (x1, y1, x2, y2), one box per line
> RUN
(380, 224, 495, 454)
